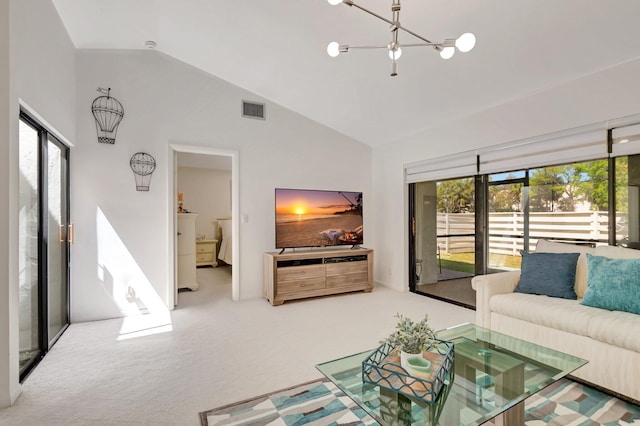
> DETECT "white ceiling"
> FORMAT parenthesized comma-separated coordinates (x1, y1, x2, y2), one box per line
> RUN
(52, 0, 640, 147)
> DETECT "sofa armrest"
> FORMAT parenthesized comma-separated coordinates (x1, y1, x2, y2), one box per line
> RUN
(472, 271, 520, 329)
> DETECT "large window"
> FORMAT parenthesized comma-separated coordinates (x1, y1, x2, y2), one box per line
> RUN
(529, 160, 609, 245)
(485, 160, 610, 273)
(408, 121, 640, 308)
(616, 155, 640, 247)
(410, 160, 615, 307)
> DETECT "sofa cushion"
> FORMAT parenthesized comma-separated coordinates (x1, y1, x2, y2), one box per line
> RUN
(515, 251, 579, 299)
(581, 254, 640, 315)
(490, 292, 640, 353)
(489, 293, 595, 338)
(535, 239, 595, 298)
(594, 244, 640, 260)
(586, 308, 640, 353)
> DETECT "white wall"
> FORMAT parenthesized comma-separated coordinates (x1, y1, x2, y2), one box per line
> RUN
(72, 49, 372, 321)
(372, 58, 640, 292)
(177, 167, 231, 240)
(0, 0, 12, 408)
(1, 0, 76, 408)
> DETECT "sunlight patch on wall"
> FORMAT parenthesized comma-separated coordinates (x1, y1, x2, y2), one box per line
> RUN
(96, 207, 173, 340)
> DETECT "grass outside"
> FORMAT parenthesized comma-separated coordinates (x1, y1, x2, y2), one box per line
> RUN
(439, 252, 522, 273)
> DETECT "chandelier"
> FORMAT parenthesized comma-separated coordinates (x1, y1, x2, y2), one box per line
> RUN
(326, 0, 476, 76)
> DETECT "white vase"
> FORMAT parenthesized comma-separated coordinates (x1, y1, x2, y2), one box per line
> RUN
(400, 350, 422, 370)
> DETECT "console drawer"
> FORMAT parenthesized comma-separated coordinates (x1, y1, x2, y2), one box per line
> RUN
(277, 264, 325, 282)
(277, 277, 326, 294)
(325, 261, 368, 276)
(326, 271, 368, 288)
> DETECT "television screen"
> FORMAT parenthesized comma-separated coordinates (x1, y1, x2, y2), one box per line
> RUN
(275, 188, 363, 249)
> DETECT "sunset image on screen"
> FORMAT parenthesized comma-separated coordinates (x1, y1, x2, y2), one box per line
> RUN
(275, 189, 363, 249)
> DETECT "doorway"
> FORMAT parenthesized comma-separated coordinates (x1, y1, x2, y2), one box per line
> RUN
(169, 145, 239, 307)
(18, 110, 71, 381)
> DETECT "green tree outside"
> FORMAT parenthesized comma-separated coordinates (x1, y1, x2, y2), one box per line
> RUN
(436, 178, 474, 213)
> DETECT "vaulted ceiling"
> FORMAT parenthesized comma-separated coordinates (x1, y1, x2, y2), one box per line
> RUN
(52, 0, 640, 146)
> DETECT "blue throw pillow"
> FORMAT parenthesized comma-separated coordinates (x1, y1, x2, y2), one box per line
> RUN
(515, 251, 579, 299)
(581, 254, 640, 315)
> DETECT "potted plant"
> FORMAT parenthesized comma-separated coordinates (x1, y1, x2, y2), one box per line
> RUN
(381, 313, 436, 369)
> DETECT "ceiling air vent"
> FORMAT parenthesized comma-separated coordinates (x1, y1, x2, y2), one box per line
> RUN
(241, 100, 265, 120)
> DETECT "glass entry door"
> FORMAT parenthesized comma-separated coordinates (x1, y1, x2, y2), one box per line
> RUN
(18, 112, 71, 380)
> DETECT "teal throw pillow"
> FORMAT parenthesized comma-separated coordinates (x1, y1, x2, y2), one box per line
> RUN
(581, 254, 640, 315)
(515, 251, 579, 299)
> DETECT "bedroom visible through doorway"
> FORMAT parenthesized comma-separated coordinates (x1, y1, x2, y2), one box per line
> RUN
(170, 145, 239, 307)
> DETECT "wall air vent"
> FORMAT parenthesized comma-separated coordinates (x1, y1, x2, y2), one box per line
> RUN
(241, 100, 265, 120)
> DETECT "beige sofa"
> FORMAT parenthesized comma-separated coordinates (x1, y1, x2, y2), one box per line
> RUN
(472, 239, 640, 402)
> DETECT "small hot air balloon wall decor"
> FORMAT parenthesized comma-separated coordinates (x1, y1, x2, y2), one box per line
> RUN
(91, 87, 124, 144)
(130, 152, 156, 191)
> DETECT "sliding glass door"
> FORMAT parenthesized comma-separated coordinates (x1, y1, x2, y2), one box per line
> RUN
(18, 116, 41, 375)
(410, 177, 477, 308)
(46, 136, 70, 343)
(18, 111, 70, 380)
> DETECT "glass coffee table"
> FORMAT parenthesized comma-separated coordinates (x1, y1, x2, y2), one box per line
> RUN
(317, 323, 587, 425)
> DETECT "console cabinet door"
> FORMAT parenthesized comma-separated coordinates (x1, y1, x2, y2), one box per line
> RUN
(177, 214, 198, 290)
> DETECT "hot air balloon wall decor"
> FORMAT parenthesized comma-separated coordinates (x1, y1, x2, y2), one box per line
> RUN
(91, 87, 124, 144)
(130, 152, 156, 191)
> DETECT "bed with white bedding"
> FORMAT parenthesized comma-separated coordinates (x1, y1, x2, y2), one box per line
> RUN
(217, 219, 232, 265)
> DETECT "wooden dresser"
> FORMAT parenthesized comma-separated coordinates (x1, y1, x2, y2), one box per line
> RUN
(263, 248, 373, 306)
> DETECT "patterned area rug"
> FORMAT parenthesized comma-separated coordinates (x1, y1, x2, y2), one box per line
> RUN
(200, 378, 640, 426)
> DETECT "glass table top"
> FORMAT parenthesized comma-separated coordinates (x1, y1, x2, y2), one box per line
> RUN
(316, 323, 587, 426)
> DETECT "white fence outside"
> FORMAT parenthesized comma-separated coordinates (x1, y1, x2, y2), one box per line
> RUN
(437, 212, 610, 255)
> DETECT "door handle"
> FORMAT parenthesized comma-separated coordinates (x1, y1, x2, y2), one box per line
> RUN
(60, 224, 75, 244)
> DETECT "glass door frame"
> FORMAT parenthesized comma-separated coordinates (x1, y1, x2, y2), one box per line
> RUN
(19, 110, 71, 382)
(486, 172, 529, 271)
(408, 177, 481, 293)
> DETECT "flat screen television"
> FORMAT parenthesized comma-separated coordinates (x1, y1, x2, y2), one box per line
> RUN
(275, 188, 363, 249)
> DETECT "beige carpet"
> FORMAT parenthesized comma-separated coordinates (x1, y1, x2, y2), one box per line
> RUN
(0, 266, 474, 425)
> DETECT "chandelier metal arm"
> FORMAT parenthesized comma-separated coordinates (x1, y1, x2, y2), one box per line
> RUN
(347, 0, 435, 45)
(400, 43, 442, 48)
(396, 26, 434, 45)
(346, 43, 443, 50)
(346, 45, 389, 50)
(347, 1, 393, 26)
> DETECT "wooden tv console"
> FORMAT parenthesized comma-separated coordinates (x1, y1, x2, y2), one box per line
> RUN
(263, 248, 373, 306)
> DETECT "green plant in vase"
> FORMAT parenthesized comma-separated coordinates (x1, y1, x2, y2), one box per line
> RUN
(381, 313, 436, 371)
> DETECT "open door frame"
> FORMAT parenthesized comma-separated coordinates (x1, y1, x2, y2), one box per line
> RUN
(167, 144, 240, 307)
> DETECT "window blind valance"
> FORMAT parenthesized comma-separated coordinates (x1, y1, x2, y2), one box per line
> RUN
(478, 128, 607, 174)
(404, 152, 477, 183)
(611, 123, 640, 157)
(403, 122, 640, 184)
